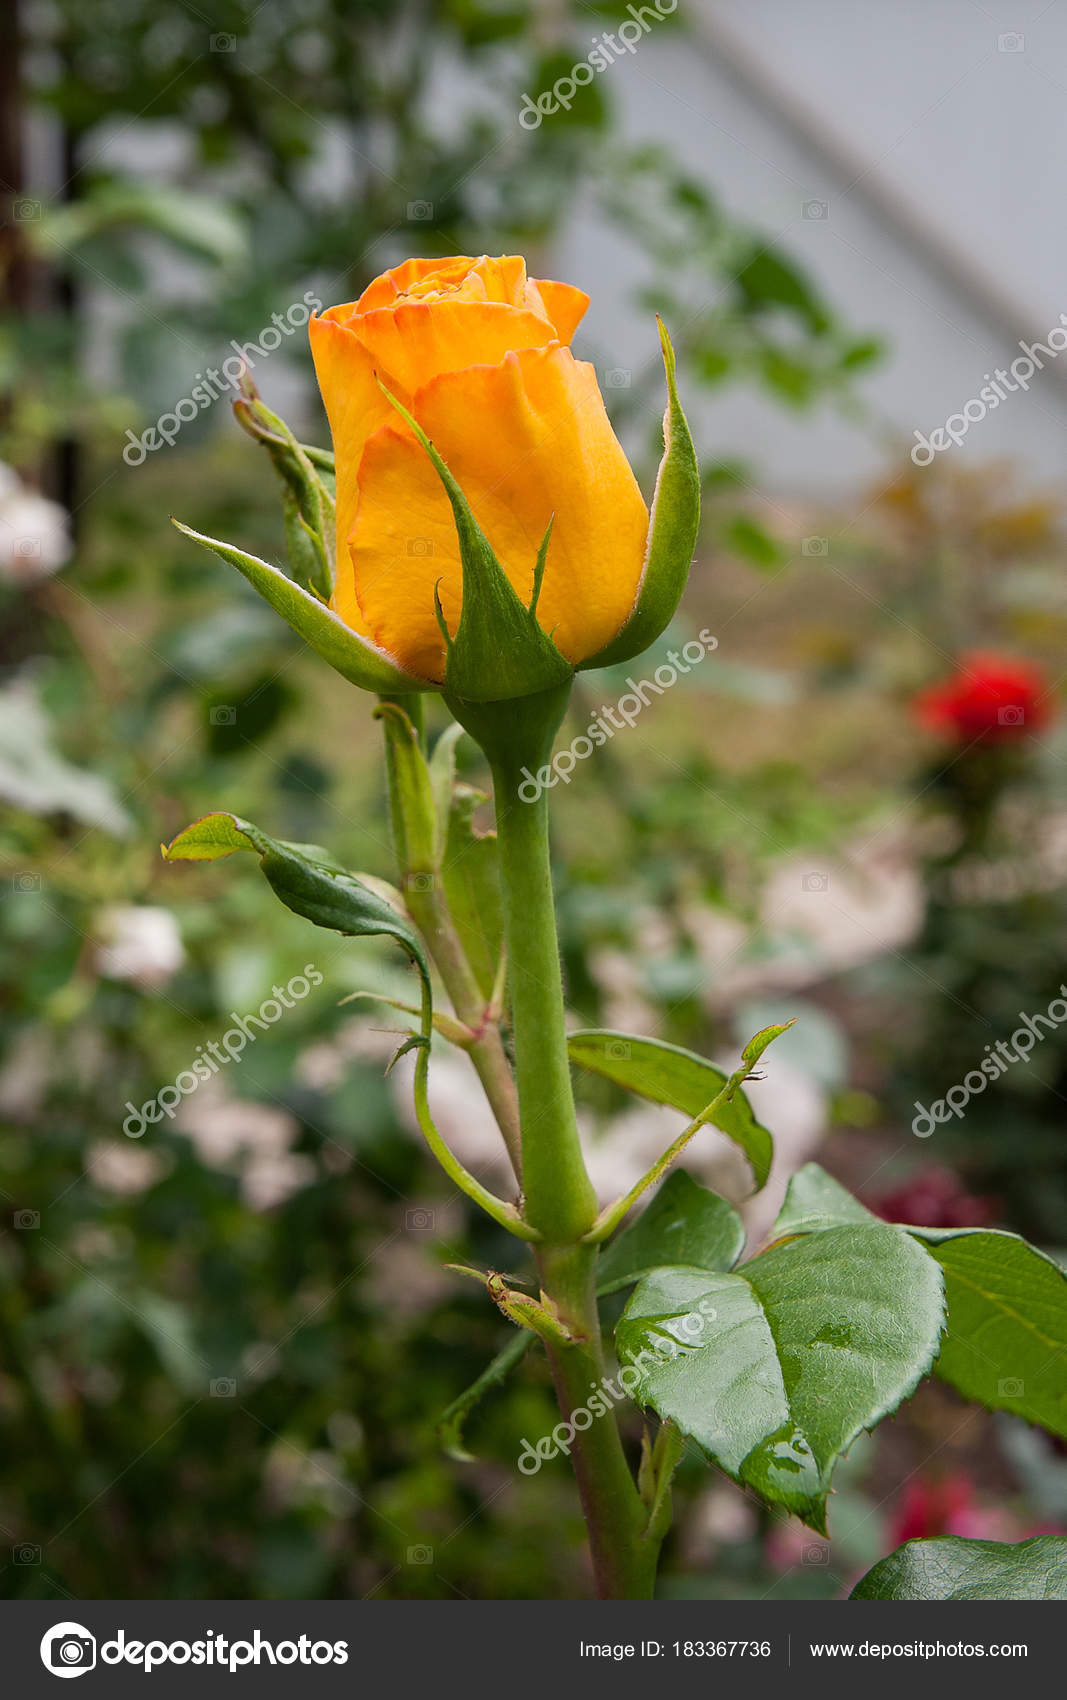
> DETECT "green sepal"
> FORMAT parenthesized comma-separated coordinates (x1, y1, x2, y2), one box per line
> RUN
(377, 381, 573, 703)
(171, 520, 425, 694)
(581, 319, 700, 670)
(232, 374, 336, 599)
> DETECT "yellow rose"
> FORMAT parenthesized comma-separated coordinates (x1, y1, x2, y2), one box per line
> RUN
(309, 254, 650, 684)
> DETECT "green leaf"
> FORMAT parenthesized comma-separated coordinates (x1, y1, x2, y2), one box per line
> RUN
(376, 700, 440, 875)
(773, 1163, 877, 1238)
(617, 1224, 945, 1531)
(838, 336, 884, 373)
(568, 1030, 773, 1190)
(428, 721, 465, 837)
(442, 782, 504, 1000)
(596, 1170, 744, 1296)
(911, 1228, 1067, 1439)
(850, 1536, 1067, 1601)
(774, 1167, 1067, 1440)
(164, 818, 531, 1239)
(171, 521, 422, 695)
(39, 184, 247, 270)
(162, 811, 428, 982)
(742, 1018, 796, 1067)
(718, 513, 787, 572)
(733, 243, 830, 335)
(581, 321, 700, 669)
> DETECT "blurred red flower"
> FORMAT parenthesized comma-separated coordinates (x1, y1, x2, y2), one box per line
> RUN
(870, 1165, 998, 1229)
(914, 652, 1052, 742)
(891, 1475, 1019, 1546)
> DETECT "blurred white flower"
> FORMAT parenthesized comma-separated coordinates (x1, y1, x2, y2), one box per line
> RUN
(172, 1082, 313, 1209)
(95, 904, 185, 987)
(680, 1481, 757, 1562)
(88, 1140, 169, 1195)
(0, 465, 72, 585)
(242, 1151, 316, 1211)
(175, 1083, 297, 1165)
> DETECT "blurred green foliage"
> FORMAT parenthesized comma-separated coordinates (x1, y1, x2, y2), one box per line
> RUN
(2, 0, 1063, 1603)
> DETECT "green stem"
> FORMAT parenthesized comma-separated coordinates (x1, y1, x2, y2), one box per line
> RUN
(380, 693, 523, 1179)
(447, 684, 670, 1597)
(535, 1242, 664, 1599)
(487, 743, 597, 1241)
(404, 878, 523, 1180)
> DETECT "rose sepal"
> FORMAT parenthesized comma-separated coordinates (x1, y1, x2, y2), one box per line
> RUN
(581, 319, 700, 670)
(170, 519, 426, 694)
(378, 381, 574, 704)
(232, 373, 337, 600)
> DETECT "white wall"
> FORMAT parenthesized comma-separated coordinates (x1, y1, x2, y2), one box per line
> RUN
(556, 0, 1067, 496)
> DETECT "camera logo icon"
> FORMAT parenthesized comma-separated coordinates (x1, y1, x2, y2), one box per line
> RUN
(997, 32, 1024, 52)
(405, 1206, 435, 1232)
(14, 1209, 40, 1229)
(406, 1544, 434, 1564)
(211, 32, 237, 51)
(407, 537, 434, 556)
(605, 1039, 631, 1060)
(604, 368, 631, 389)
(802, 872, 829, 893)
(13, 872, 42, 892)
(802, 536, 828, 556)
(15, 537, 41, 557)
(803, 200, 829, 220)
(40, 1622, 96, 1678)
(407, 201, 433, 221)
(209, 705, 237, 726)
(14, 1543, 41, 1564)
(210, 1377, 237, 1398)
(998, 1377, 1024, 1397)
(14, 198, 41, 220)
(997, 705, 1024, 726)
(403, 871, 436, 894)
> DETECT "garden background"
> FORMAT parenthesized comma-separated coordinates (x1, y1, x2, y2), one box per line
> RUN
(3, 0, 1067, 1600)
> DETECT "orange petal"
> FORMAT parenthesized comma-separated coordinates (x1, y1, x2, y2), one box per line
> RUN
(353, 300, 558, 397)
(529, 278, 589, 344)
(308, 313, 399, 641)
(354, 256, 478, 314)
(353, 255, 534, 315)
(348, 345, 648, 681)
